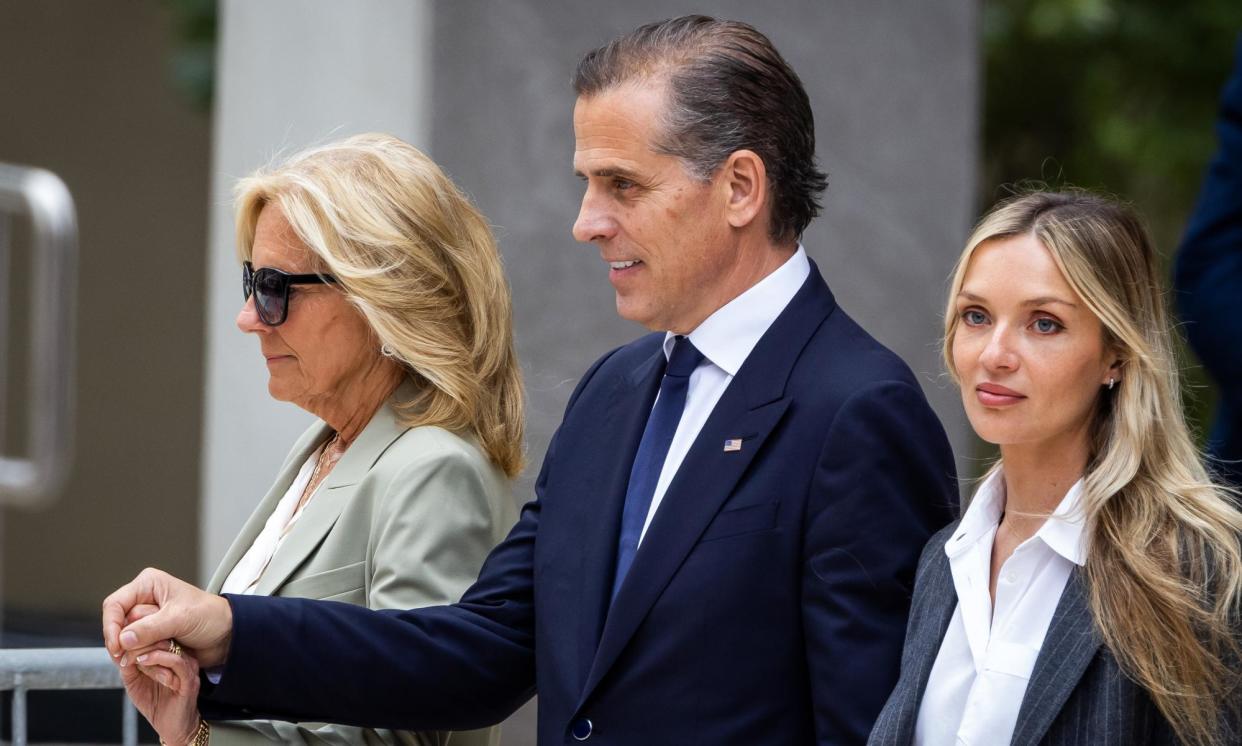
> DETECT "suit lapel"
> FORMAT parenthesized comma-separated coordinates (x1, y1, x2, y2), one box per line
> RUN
(1010, 567, 1101, 746)
(885, 542, 958, 745)
(252, 384, 414, 596)
(206, 424, 329, 594)
(578, 265, 836, 705)
(573, 348, 666, 689)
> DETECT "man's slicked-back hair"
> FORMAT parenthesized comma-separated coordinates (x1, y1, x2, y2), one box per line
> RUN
(573, 15, 828, 244)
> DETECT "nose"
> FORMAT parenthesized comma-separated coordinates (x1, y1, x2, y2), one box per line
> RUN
(236, 296, 268, 334)
(572, 189, 617, 244)
(979, 324, 1019, 373)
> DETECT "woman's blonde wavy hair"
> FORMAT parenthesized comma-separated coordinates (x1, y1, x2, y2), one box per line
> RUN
(944, 191, 1242, 746)
(234, 133, 525, 477)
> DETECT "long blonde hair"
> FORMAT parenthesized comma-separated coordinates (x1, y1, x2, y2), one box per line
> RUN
(945, 191, 1242, 746)
(235, 133, 525, 477)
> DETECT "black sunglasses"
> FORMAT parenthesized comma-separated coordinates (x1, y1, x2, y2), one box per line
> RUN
(242, 261, 339, 326)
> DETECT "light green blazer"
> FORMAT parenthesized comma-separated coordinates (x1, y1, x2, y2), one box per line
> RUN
(204, 384, 517, 745)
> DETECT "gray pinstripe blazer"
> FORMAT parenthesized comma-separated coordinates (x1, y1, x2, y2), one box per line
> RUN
(867, 523, 1181, 746)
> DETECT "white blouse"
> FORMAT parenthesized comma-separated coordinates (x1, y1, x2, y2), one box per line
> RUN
(219, 443, 325, 596)
(914, 470, 1087, 746)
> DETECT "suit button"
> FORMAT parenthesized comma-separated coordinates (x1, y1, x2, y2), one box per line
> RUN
(571, 717, 593, 740)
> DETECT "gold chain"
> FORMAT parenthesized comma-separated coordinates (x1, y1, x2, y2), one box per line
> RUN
(160, 718, 210, 746)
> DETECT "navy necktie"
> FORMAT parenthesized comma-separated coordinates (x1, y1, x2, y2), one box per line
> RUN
(611, 335, 705, 600)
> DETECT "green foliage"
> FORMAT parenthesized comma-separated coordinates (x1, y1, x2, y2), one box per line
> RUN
(162, 0, 217, 111)
(984, 0, 1242, 441)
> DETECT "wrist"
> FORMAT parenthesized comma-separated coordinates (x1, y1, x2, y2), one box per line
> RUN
(203, 594, 233, 668)
(161, 717, 209, 746)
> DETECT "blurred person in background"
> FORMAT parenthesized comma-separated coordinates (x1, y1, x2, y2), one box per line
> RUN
(870, 191, 1242, 746)
(119, 133, 523, 746)
(1177, 35, 1242, 490)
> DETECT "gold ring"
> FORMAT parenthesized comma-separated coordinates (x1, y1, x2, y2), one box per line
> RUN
(168, 640, 182, 657)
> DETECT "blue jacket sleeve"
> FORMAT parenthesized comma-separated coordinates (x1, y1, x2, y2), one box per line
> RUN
(1177, 37, 1242, 408)
(199, 496, 539, 730)
(802, 380, 957, 744)
(199, 349, 621, 729)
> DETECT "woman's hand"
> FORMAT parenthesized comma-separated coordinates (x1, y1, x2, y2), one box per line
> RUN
(118, 638, 203, 745)
(103, 567, 234, 669)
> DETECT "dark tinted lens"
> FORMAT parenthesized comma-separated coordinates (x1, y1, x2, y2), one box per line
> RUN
(242, 262, 254, 300)
(252, 268, 288, 325)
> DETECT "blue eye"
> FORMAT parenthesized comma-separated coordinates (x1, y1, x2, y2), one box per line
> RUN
(1033, 317, 1062, 333)
(962, 310, 987, 326)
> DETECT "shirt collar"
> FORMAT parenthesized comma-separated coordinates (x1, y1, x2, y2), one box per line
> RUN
(1037, 478, 1088, 566)
(946, 468, 1088, 566)
(662, 245, 810, 375)
(945, 468, 1006, 558)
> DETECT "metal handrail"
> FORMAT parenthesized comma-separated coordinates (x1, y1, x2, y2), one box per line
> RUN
(0, 647, 137, 745)
(0, 163, 77, 507)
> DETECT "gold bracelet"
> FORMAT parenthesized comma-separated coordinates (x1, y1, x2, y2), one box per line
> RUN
(160, 718, 210, 746)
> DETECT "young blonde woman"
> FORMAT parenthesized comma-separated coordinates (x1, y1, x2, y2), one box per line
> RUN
(869, 191, 1242, 746)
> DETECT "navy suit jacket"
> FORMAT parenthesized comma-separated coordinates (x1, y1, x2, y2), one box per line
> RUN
(1177, 35, 1242, 488)
(202, 262, 958, 744)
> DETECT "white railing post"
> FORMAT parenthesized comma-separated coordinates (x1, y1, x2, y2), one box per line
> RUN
(12, 674, 26, 746)
(122, 692, 139, 745)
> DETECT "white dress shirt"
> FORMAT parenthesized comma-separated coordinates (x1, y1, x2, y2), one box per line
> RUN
(636, 246, 810, 544)
(914, 469, 1088, 746)
(220, 443, 324, 596)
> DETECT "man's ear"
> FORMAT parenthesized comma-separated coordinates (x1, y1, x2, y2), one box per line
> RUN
(720, 149, 767, 230)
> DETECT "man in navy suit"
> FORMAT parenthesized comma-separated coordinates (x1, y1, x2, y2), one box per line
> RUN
(1177, 36, 1242, 489)
(105, 16, 956, 744)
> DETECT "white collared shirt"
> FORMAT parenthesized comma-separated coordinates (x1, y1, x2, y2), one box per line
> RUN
(636, 246, 810, 543)
(914, 469, 1088, 746)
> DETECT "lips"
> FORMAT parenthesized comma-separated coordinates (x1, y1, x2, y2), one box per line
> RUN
(975, 382, 1025, 407)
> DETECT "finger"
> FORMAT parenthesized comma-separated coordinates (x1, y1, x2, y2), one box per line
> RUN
(126, 603, 160, 625)
(119, 659, 145, 687)
(119, 607, 185, 654)
(102, 569, 162, 658)
(137, 650, 199, 693)
(136, 662, 179, 693)
(118, 639, 174, 668)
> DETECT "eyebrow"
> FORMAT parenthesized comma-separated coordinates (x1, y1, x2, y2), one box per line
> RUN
(573, 166, 640, 181)
(958, 291, 1078, 309)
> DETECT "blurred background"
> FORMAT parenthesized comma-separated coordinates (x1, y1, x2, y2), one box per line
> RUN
(0, 0, 1237, 742)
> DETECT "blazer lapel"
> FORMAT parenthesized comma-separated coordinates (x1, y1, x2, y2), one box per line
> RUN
(578, 265, 837, 706)
(1010, 568, 1101, 746)
(206, 424, 329, 594)
(881, 543, 958, 745)
(573, 347, 666, 689)
(252, 384, 414, 596)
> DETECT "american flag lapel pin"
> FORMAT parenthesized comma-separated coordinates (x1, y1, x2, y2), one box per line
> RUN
(723, 438, 743, 453)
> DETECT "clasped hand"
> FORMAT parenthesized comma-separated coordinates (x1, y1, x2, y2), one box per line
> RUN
(101, 568, 234, 745)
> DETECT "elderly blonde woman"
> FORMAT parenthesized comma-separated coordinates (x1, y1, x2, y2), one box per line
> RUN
(869, 191, 1242, 746)
(119, 134, 523, 745)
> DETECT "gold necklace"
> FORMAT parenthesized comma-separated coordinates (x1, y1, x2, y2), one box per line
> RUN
(286, 433, 339, 531)
(307, 433, 338, 489)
